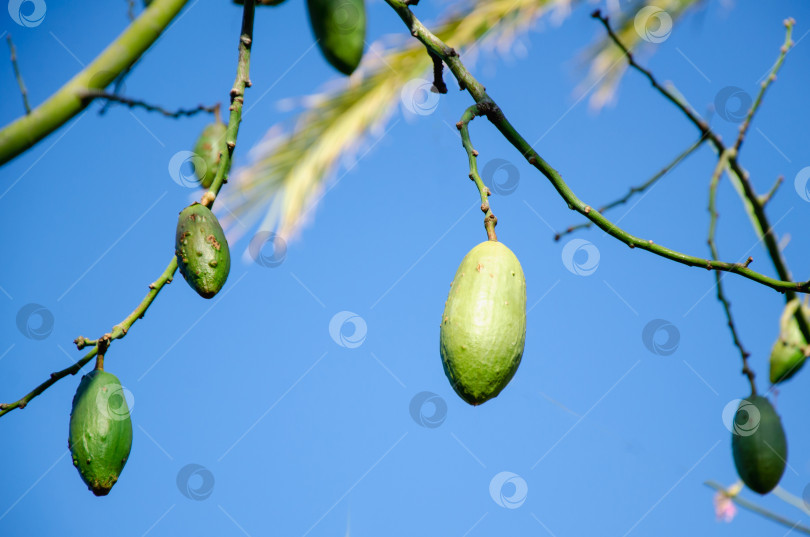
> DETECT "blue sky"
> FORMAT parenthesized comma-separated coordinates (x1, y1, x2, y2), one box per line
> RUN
(2, 1, 810, 536)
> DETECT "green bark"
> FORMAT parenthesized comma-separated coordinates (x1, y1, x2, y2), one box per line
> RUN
(0, 0, 189, 166)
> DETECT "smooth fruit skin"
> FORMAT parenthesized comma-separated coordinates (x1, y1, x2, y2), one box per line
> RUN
(175, 203, 231, 298)
(731, 395, 787, 494)
(192, 122, 227, 189)
(769, 300, 809, 384)
(68, 370, 133, 496)
(440, 241, 526, 405)
(306, 0, 366, 75)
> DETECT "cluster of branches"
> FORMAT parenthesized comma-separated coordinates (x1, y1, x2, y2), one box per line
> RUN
(1, 5, 809, 530)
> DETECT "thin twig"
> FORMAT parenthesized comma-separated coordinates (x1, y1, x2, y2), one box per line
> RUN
(81, 90, 219, 118)
(708, 150, 755, 395)
(555, 136, 707, 241)
(760, 176, 784, 206)
(704, 481, 810, 534)
(594, 10, 810, 348)
(0, 0, 257, 419)
(384, 0, 810, 294)
(457, 104, 496, 240)
(733, 19, 794, 153)
(6, 35, 31, 115)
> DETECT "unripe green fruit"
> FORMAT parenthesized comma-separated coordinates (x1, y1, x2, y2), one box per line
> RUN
(192, 122, 227, 189)
(731, 395, 787, 494)
(176, 203, 231, 298)
(440, 241, 526, 405)
(769, 299, 809, 384)
(306, 0, 366, 75)
(68, 370, 133, 496)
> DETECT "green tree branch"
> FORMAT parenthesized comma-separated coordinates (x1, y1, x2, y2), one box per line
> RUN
(0, 0, 257, 418)
(384, 0, 810, 294)
(0, 0, 189, 166)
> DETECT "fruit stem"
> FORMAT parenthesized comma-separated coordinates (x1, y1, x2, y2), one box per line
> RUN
(457, 104, 497, 242)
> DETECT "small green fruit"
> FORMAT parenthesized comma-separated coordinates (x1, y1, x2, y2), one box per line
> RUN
(68, 370, 133, 496)
(440, 241, 526, 405)
(769, 299, 810, 384)
(192, 122, 227, 189)
(175, 203, 231, 298)
(306, 0, 366, 75)
(731, 395, 787, 495)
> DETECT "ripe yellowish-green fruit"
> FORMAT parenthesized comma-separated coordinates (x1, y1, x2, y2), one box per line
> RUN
(440, 241, 526, 405)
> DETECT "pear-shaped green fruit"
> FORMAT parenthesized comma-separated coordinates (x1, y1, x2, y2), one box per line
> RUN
(440, 240, 526, 405)
(68, 370, 133, 496)
(306, 0, 366, 75)
(769, 299, 810, 384)
(731, 395, 787, 494)
(192, 121, 227, 189)
(175, 203, 230, 298)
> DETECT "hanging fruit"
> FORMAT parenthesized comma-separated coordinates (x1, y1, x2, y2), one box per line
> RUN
(175, 203, 231, 298)
(769, 299, 810, 384)
(68, 370, 133, 496)
(306, 0, 366, 75)
(192, 120, 227, 189)
(731, 395, 787, 494)
(440, 240, 526, 405)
